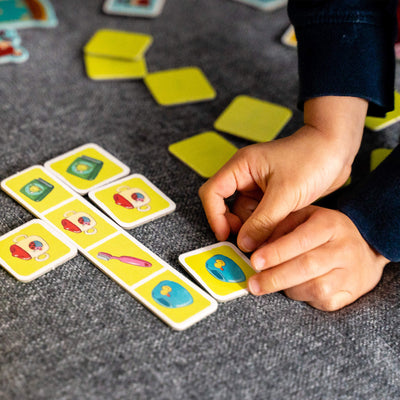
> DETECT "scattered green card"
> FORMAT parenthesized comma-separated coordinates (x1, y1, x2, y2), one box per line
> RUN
(168, 132, 237, 178)
(214, 95, 292, 142)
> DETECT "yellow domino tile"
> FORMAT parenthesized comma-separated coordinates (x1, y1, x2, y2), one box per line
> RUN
(87, 233, 163, 287)
(134, 269, 215, 328)
(88, 174, 175, 229)
(44, 143, 130, 195)
(168, 132, 237, 178)
(365, 91, 400, 131)
(0, 220, 76, 282)
(84, 54, 147, 80)
(370, 148, 393, 171)
(84, 29, 153, 61)
(179, 242, 255, 302)
(1, 165, 74, 215)
(45, 199, 118, 249)
(144, 67, 216, 106)
(214, 95, 292, 142)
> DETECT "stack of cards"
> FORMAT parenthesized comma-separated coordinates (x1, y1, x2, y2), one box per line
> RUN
(0, 29, 29, 64)
(103, 0, 166, 19)
(0, 0, 57, 30)
(1, 144, 218, 330)
(83, 29, 152, 80)
(233, 0, 287, 12)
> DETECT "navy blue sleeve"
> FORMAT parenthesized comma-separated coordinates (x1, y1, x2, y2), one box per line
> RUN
(339, 146, 400, 261)
(288, 0, 397, 117)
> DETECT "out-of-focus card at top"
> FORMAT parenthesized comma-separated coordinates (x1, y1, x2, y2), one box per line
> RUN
(214, 95, 292, 142)
(84, 53, 147, 80)
(44, 143, 130, 195)
(233, 0, 287, 11)
(168, 132, 237, 178)
(88, 173, 176, 229)
(0, 29, 29, 64)
(0, 0, 58, 29)
(281, 25, 297, 48)
(144, 67, 216, 106)
(103, 0, 166, 18)
(365, 91, 400, 131)
(370, 148, 393, 171)
(179, 242, 255, 302)
(0, 219, 77, 282)
(84, 29, 153, 61)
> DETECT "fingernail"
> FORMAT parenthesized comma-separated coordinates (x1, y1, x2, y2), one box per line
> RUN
(248, 279, 261, 295)
(240, 236, 257, 252)
(252, 255, 265, 271)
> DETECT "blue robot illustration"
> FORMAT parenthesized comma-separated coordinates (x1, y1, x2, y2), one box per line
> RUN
(152, 280, 193, 308)
(205, 254, 245, 283)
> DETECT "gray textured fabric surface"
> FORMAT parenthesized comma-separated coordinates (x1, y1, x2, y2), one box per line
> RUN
(1, 1, 400, 399)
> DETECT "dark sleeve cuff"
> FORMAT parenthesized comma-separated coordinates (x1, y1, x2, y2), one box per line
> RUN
(288, 2, 396, 117)
(339, 146, 400, 261)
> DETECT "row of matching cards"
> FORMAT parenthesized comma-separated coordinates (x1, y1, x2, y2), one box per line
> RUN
(0, 144, 256, 329)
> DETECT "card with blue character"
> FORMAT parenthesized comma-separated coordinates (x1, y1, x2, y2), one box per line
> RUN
(179, 242, 256, 302)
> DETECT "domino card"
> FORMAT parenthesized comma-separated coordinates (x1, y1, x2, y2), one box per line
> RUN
(84, 29, 153, 61)
(0, 219, 77, 282)
(103, 0, 166, 18)
(86, 231, 218, 331)
(144, 67, 216, 106)
(88, 174, 176, 229)
(214, 95, 292, 142)
(0, 0, 58, 30)
(179, 242, 255, 302)
(233, 0, 287, 12)
(168, 132, 237, 178)
(0, 30, 29, 64)
(44, 143, 130, 195)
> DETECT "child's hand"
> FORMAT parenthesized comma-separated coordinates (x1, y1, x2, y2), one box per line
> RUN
(199, 96, 368, 253)
(247, 206, 389, 311)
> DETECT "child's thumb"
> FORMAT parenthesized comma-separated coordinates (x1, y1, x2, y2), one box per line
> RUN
(237, 190, 292, 253)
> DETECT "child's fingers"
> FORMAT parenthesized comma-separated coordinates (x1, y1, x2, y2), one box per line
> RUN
(250, 208, 333, 271)
(283, 267, 349, 304)
(237, 183, 292, 252)
(308, 291, 354, 312)
(231, 193, 261, 223)
(198, 152, 261, 241)
(247, 244, 337, 295)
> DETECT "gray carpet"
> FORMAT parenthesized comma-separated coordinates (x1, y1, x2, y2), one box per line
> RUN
(1, 1, 400, 399)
